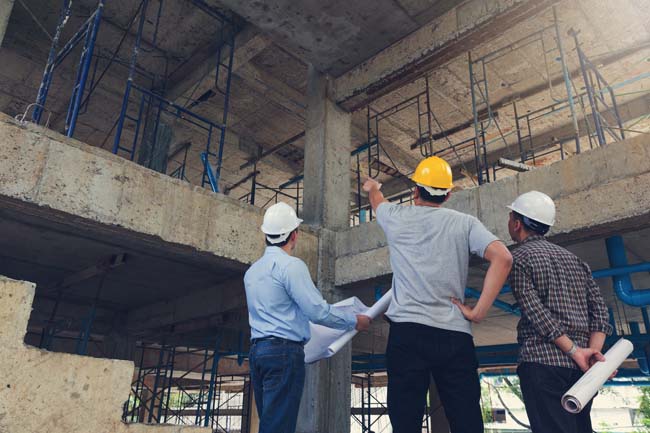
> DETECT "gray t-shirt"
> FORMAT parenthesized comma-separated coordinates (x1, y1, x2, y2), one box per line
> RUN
(376, 202, 499, 335)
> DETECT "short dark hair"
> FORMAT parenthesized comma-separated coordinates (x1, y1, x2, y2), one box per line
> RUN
(512, 211, 550, 235)
(417, 185, 449, 204)
(265, 229, 297, 247)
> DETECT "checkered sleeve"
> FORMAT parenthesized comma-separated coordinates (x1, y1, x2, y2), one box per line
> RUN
(511, 259, 565, 343)
(582, 262, 614, 335)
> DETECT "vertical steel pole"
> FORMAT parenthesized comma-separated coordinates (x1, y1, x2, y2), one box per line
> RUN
(67, 0, 105, 137)
(113, 0, 149, 154)
(554, 6, 581, 153)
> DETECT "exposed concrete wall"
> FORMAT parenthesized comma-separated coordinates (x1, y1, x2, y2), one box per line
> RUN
(335, 134, 650, 286)
(0, 274, 209, 433)
(333, 0, 557, 110)
(0, 113, 318, 275)
(0, 0, 14, 47)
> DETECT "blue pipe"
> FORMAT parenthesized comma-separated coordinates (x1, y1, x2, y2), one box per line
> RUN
(606, 236, 650, 307)
(464, 287, 520, 316)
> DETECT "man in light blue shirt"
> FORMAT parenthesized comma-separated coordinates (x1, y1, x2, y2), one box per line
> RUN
(244, 202, 370, 433)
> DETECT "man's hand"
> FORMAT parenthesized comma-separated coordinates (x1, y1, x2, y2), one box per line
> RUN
(588, 355, 617, 379)
(571, 347, 606, 372)
(356, 315, 371, 332)
(362, 178, 382, 193)
(451, 298, 482, 323)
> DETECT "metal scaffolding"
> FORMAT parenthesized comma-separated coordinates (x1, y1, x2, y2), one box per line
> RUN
(31, 0, 105, 136)
(110, 0, 237, 193)
(123, 340, 252, 432)
(468, 7, 577, 184)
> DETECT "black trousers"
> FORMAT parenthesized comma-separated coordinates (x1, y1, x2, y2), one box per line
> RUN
(518, 362, 593, 433)
(386, 322, 483, 433)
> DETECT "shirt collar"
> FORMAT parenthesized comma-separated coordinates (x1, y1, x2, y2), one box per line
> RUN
(520, 234, 545, 244)
(265, 246, 288, 256)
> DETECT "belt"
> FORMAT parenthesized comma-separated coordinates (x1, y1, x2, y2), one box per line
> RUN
(251, 336, 305, 346)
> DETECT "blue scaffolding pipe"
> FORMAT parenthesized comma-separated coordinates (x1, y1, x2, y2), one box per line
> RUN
(201, 153, 219, 192)
(112, 0, 149, 155)
(66, 1, 105, 137)
(606, 236, 650, 307)
(33, 0, 73, 123)
(465, 287, 520, 316)
(32, 0, 104, 136)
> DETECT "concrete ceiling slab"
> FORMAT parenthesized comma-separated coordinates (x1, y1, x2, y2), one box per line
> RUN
(213, 0, 424, 76)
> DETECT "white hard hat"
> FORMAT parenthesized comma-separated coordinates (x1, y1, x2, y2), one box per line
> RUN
(507, 190, 556, 226)
(261, 202, 303, 244)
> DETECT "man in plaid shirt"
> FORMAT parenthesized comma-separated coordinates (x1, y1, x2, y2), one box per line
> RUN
(507, 191, 613, 433)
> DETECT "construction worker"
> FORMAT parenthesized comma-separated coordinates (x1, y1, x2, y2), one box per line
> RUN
(494, 191, 611, 432)
(363, 156, 513, 433)
(244, 202, 371, 433)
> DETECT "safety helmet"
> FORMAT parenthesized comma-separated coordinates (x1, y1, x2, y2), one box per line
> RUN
(410, 156, 453, 196)
(261, 202, 303, 244)
(507, 191, 556, 227)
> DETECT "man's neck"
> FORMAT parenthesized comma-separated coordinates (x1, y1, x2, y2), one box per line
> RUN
(414, 198, 442, 208)
(281, 244, 294, 255)
(517, 231, 532, 243)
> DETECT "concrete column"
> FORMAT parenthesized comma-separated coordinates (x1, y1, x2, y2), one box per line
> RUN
(428, 377, 450, 433)
(297, 65, 353, 433)
(302, 64, 352, 230)
(0, 0, 15, 47)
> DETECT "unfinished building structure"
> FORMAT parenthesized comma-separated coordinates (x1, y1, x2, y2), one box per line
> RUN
(0, 0, 649, 431)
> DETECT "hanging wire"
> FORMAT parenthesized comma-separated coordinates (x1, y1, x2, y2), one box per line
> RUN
(16, 0, 53, 41)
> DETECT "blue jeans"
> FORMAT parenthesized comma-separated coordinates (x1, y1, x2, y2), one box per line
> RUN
(249, 339, 305, 433)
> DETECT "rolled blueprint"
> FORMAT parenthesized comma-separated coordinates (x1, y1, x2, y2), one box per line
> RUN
(304, 289, 393, 363)
(327, 290, 393, 355)
(561, 338, 634, 413)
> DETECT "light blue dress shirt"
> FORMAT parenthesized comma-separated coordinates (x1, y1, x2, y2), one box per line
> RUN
(244, 246, 356, 342)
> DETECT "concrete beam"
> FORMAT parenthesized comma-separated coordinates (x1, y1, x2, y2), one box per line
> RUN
(0, 113, 318, 275)
(166, 26, 270, 102)
(333, 0, 558, 111)
(0, 0, 14, 47)
(335, 133, 650, 286)
(126, 279, 245, 333)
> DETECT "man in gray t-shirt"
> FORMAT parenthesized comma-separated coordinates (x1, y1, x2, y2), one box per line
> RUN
(363, 156, 512, 433)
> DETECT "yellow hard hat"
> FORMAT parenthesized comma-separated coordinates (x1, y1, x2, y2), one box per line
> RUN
(410, 156, 453, 189)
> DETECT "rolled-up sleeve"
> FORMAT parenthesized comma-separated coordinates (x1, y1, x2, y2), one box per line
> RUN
(583, 263, 613, 335)
(283, 259, 357, 330)
(511, 260, 565, 342)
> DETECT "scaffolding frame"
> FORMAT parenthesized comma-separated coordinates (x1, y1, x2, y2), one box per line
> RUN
(111, 0, 237, 193)
(31, 0, 105, 137)
(468, 7, 578, 184)
(123, 339, 252, 431)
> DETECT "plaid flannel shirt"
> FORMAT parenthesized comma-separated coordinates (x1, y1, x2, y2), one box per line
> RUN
(511, 235, 613, 369)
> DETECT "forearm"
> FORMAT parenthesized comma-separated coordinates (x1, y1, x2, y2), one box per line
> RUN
(554, 334, 574, 353)
(473, 257, 512, 321)
(589, 332, 606, 352)
(369, 188, 387, 212)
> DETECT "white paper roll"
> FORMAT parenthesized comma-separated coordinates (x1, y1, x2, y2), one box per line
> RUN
(326, 290, 393, 356)
(561, 338, 634, 413)
(304, 290, 393, 363)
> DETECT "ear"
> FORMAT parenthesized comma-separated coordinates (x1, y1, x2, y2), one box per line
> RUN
(443, 192, 451, 203)
(291, 230, 299, 242)
(413, 186, 420, 200)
